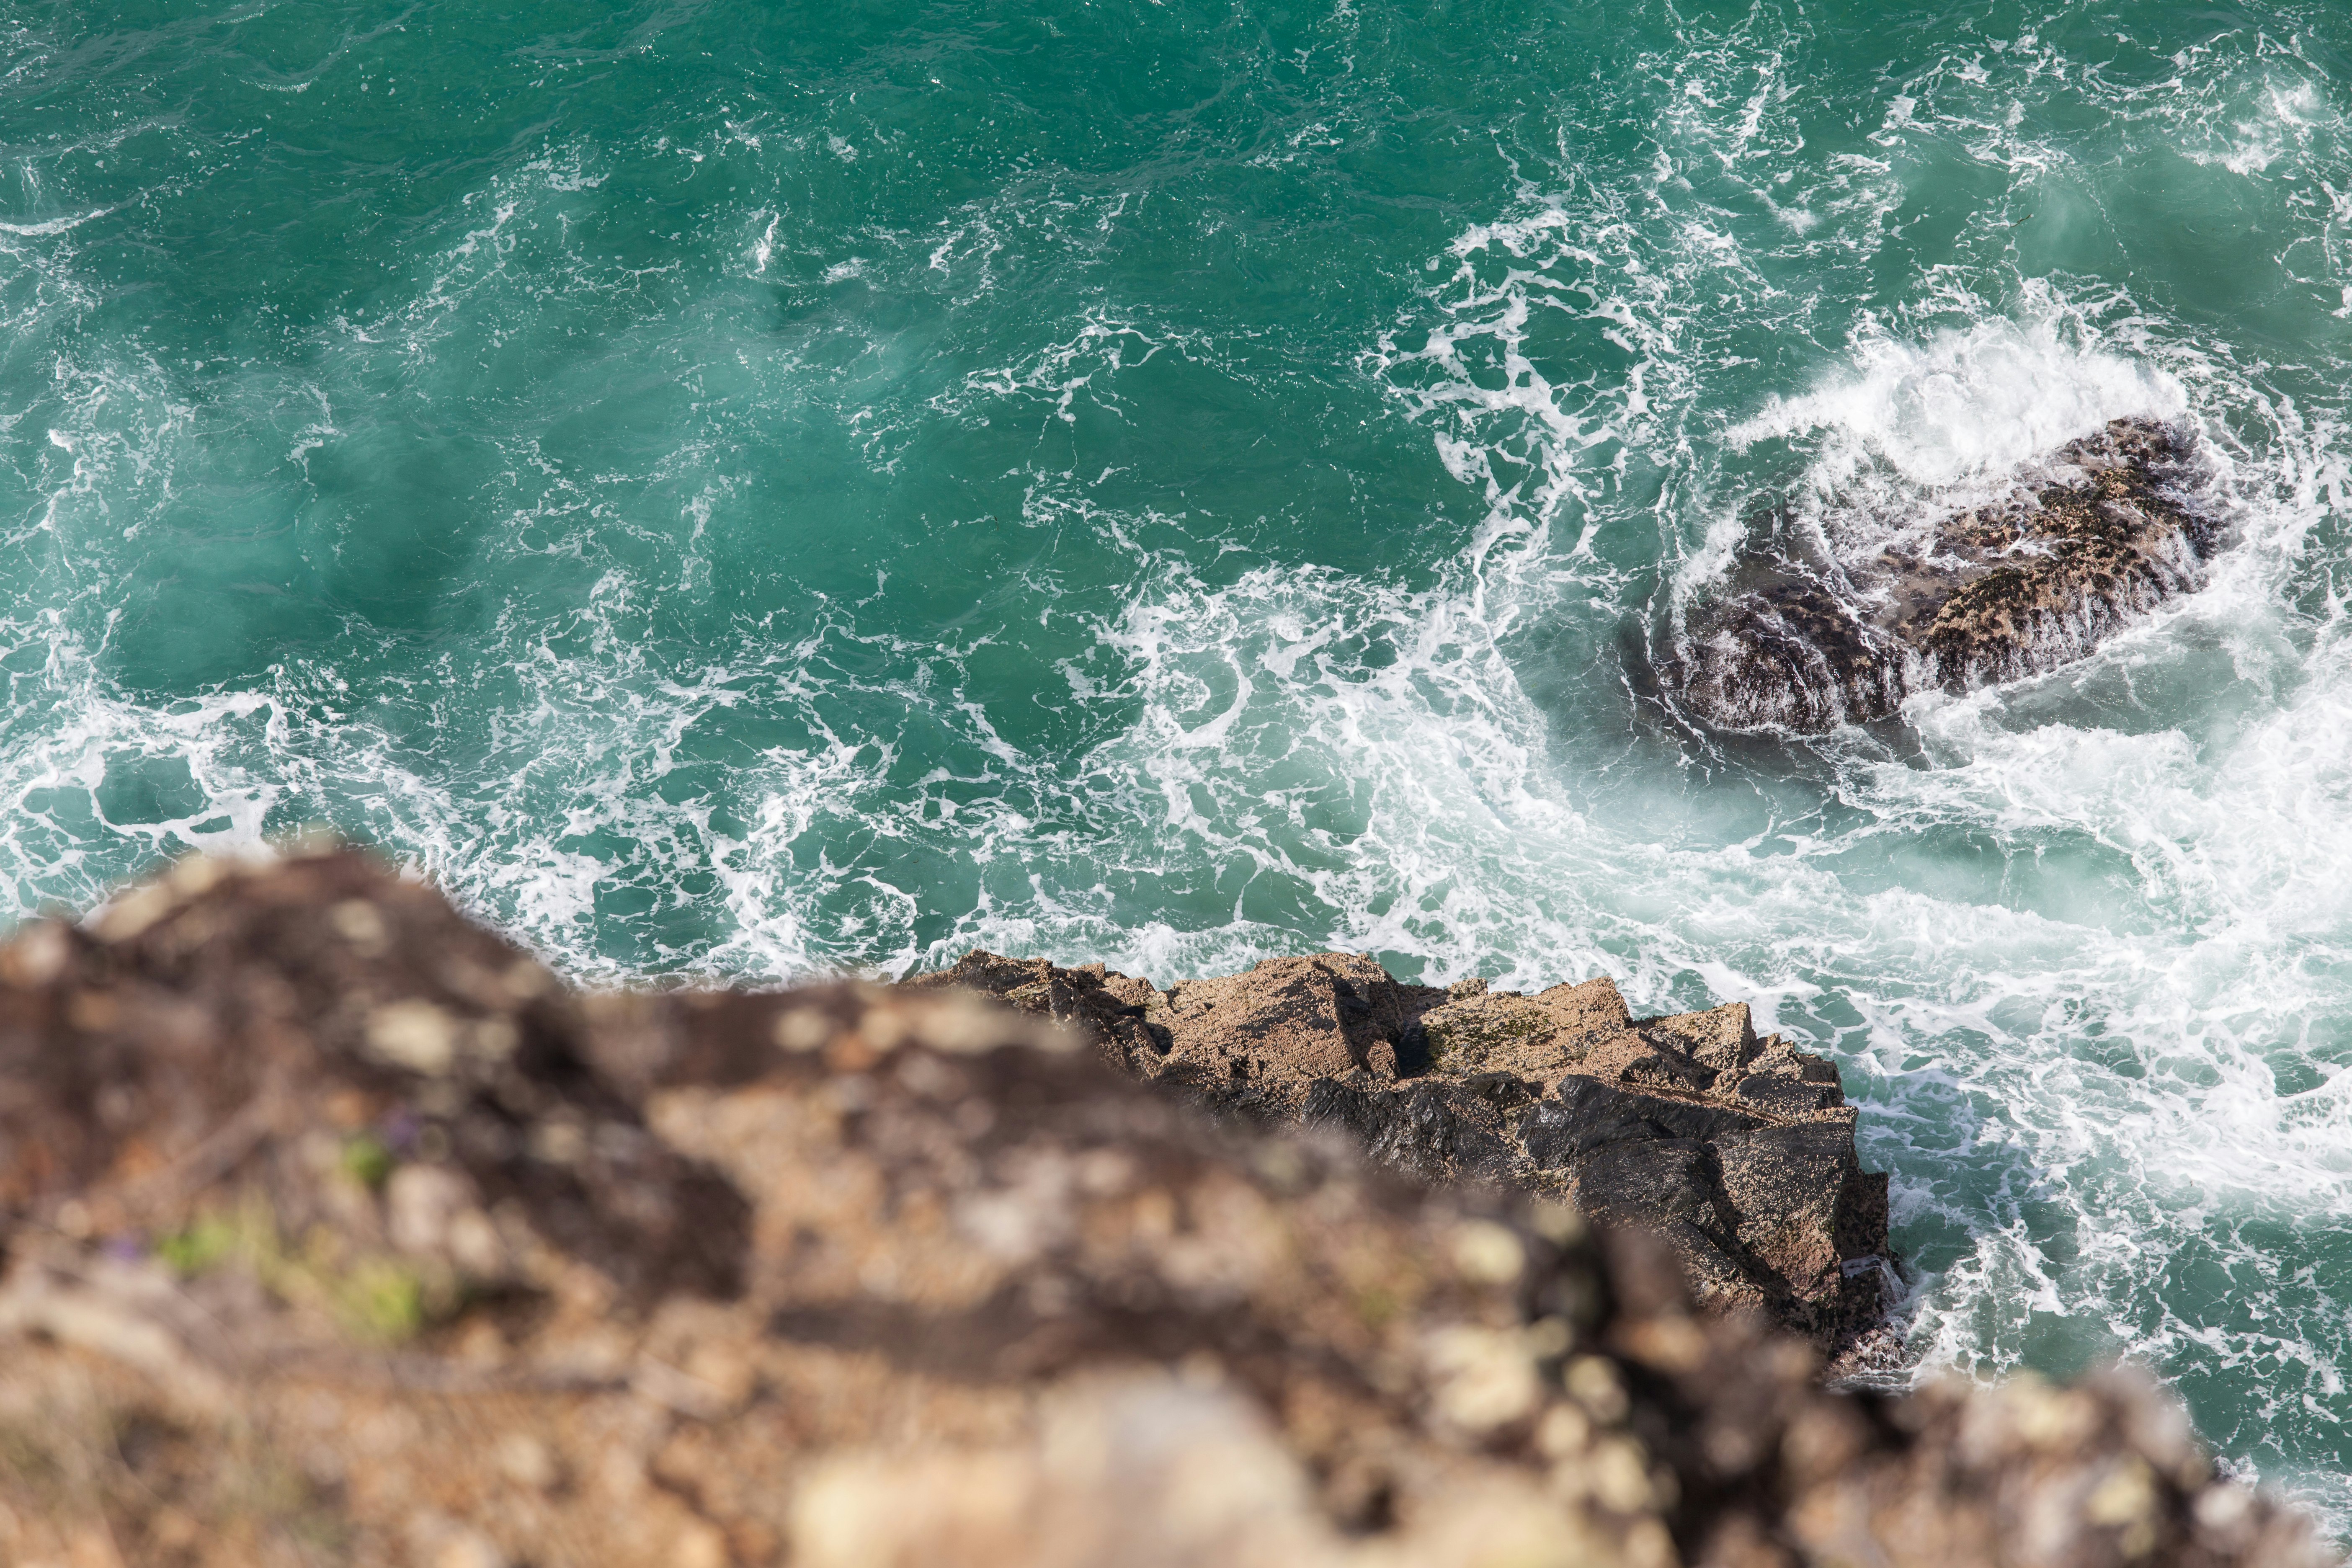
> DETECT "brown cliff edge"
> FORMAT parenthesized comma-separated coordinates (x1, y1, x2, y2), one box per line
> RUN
(910, 951, 1892, 1366)
(0, 847, 2331, 1568)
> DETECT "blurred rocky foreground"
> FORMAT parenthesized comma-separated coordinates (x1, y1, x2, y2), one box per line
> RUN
(0, 849, 2330, 1568)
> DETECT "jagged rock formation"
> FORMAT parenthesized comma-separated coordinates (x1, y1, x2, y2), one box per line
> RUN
(914, 952, 1890, 1360)
(0, 848, 2331, 1568)
(1666, 418, 2220, 732)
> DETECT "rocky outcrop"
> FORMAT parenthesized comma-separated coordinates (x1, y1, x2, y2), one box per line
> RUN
(915, 952, 1890, 1360)
(1666, 418, 2220, 733)
(0, 849, 2331, 1568)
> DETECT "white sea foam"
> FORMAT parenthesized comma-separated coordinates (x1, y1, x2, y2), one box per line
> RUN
(1726, 309, 2187, 492)
(0, 207, 110, 237)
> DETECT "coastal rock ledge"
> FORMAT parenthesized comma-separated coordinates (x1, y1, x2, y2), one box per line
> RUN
(0, 848, 2331, 1568)
(914, 950, 1891, 1362)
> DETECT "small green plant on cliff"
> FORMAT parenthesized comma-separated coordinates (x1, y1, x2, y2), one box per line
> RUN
(338, 1132, 395, 1190)
(156, 1196, 431, 1344)
(158, 1210, 245, 1276)
(331, 1257, 425, 1342)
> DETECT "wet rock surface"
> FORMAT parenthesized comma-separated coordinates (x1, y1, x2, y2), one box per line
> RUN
(1666, 418, 2220, 733)
(0, 849, 2331, 1568)
(918, 952, 1892, 1361)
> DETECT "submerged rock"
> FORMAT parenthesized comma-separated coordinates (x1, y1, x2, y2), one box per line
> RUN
(0, 849, 2331, 1568)
(916, 953, 1890, 1360)
(1667, 418, 2220, 733)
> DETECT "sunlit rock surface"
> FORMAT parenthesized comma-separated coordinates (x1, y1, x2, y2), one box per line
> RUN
(915, 952, 1891, 1361)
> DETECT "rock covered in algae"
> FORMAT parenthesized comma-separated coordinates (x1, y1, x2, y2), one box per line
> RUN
(0, 847, 2329, 1568)
(1666, 417, 2220, 733)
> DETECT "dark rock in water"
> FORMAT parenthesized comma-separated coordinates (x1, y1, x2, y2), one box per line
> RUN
(917, 953, 1893, 1362)
(1669, 417, 2220, 732)
(0, 848, 2331, 1568)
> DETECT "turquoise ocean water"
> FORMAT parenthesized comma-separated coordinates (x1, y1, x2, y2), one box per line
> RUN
(4, 0, 2350, 1524)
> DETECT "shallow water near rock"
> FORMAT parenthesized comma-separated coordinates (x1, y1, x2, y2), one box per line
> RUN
(2, 0, 2349, 1532)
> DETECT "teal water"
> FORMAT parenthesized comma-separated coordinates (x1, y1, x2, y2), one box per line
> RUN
(5, 0, 2351, 1524)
